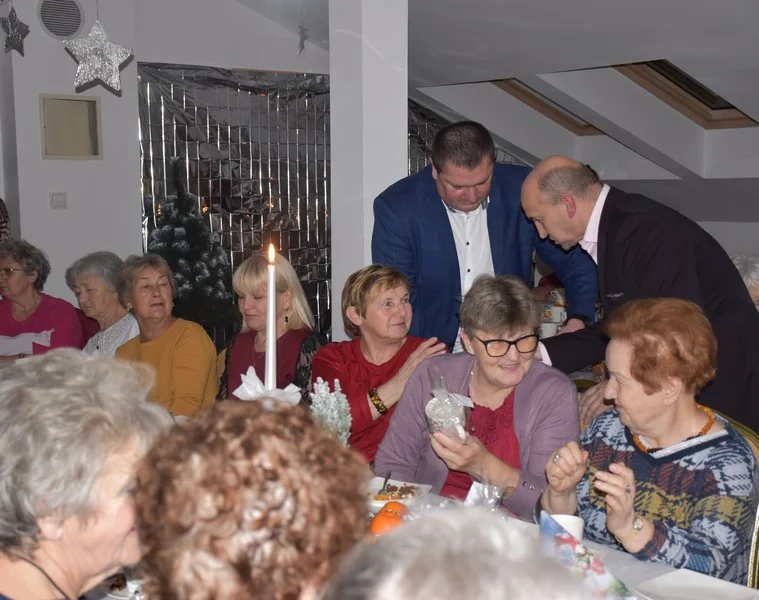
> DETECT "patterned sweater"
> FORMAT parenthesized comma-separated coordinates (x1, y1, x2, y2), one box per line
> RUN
(578, 410, 758, 584)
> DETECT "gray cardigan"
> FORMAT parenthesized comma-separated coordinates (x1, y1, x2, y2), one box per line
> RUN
(374, 353, 580, 520)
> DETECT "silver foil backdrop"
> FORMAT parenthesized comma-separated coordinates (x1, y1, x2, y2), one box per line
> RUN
(138, 63, 525, 342)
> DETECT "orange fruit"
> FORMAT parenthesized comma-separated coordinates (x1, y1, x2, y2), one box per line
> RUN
(369, 501, 409, 536)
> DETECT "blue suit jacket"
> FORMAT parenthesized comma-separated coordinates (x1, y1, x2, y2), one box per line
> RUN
(371, 164, 599, 347)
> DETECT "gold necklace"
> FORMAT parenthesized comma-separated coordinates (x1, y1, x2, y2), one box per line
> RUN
(632, 404, 716, 454)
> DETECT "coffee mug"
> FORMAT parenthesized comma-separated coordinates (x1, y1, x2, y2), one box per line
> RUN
(539, 322, 559, 338)
(549, 306, 567, 324)
(552, 514, 584, 540)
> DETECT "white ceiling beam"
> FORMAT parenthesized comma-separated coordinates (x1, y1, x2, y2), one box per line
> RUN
(521, 68, 705, 181)
(415, 82, 676, 181)
(416, 82, 574, 165)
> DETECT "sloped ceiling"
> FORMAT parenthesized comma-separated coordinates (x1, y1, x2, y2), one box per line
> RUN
(237, 0, 759, 221)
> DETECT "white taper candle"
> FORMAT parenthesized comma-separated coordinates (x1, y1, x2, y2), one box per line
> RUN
(264, 244, 277, 390)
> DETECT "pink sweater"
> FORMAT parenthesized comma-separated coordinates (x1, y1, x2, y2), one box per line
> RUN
(0, 293, 83, 354)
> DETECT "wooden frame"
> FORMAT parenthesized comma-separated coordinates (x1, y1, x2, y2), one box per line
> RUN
(494, 80, 602, 136)
(615, 64, 757, 130)
(39, 93, 103, 160)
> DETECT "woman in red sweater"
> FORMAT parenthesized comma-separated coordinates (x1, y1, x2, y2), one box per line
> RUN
(312, 265, 446, 463)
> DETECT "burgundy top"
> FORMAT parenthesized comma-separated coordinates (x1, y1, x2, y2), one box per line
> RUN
(374, 353, 580, 520)
(227, 328, 311, 398)
(311, 336, 426, 463)
(440, 389, 521, 500)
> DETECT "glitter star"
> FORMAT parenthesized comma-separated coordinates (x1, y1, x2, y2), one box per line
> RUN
(1, 6, 31, 56)
(63, 20, 133, 92)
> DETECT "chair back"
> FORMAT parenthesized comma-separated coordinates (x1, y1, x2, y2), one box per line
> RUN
(720, 412, 759, 589)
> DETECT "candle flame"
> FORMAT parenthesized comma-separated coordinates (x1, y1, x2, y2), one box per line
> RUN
(268, 243, 275, 263)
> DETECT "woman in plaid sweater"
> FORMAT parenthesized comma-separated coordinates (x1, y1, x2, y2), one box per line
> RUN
(539, 298, 758, 585)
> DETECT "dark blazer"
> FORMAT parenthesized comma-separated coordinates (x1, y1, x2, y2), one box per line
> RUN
(371, 164, 599, 348)
(543, 187, 759, 430)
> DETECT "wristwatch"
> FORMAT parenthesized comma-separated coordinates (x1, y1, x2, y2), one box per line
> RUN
(615, 514, 644, 542)
(631, 515, 644, 532)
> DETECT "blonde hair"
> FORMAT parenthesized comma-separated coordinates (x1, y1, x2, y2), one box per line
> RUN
(341, 265, 409, 338)
(232, 251, 314, 332)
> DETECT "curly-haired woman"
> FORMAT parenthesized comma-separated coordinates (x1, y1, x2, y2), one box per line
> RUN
(134, 401, 369, 600)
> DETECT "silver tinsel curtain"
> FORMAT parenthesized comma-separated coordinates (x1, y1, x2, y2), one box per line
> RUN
(138, 63, 525, 342)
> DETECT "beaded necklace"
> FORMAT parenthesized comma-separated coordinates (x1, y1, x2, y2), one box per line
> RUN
(631, 404, 716, 455)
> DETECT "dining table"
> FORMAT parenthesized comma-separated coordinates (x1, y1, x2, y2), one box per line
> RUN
(87, 502, 759, 600)
(504, 514, 759, 600)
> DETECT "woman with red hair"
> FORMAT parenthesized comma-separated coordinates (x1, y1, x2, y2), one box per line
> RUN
(539, 298, 758, 584)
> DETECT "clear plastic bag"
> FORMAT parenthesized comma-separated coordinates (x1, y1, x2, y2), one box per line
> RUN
(424, 367, 473, 442)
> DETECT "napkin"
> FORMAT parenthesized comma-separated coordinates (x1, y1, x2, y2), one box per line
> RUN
(232, 367, 300, 406)
(539, 511, 635, 600)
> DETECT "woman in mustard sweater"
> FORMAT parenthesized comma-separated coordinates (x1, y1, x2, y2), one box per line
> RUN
(116, 254, 217, 417)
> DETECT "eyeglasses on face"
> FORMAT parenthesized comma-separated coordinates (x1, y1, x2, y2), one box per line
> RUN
(474, 333, 539, 358)
(0, 268, 24, 279)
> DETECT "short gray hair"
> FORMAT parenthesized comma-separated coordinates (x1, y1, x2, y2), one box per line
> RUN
(0, 239, 51, 291)
(460, 275, 541, 337)
(65, 251, 125, 303)
(538, 164, 600, 205)
(119, 254, 176, 305)
(732, 254, 759, 289)
(323, 508, 591, 600)
(0, 349, 172, 554)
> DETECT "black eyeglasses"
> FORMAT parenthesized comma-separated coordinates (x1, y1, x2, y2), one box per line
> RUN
(475, 333, 539, 358)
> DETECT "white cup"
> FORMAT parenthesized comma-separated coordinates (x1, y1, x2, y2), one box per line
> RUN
(539, 322, 559, 338)
(549, 306, 567, 324)
(553, 514, 584, 540)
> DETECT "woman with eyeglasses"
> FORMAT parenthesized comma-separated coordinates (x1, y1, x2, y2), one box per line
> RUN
(312, 265, 447, 463)
(0, 239, 82, 361)
(375, 275, 579, 520)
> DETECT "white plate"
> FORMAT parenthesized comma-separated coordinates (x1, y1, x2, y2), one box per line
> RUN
(633, 569, 759, 600)
(367, 477, 431, 513)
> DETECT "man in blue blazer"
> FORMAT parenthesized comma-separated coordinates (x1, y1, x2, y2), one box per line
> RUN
(371, 121, 598, 349)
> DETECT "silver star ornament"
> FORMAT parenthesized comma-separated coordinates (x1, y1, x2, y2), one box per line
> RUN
(1, 6, 30, 56)
(63, 20, 133, 92)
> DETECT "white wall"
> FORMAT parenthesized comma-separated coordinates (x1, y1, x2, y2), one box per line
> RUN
(8, 0, 141, 301)
(699, 222, 759, 256)
(0, 45, 20, 237)
(135, 0, 329, 73)
(0, 0, 329, 302)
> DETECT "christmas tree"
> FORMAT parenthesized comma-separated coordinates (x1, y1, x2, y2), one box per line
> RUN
(147, 157, 236, 348)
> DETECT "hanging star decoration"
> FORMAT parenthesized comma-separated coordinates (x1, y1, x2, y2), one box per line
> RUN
(63, 20, 133, 92)
(1, 6, 30, 56)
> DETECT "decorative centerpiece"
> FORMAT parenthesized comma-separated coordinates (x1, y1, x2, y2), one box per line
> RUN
(310, 377, 352, 446)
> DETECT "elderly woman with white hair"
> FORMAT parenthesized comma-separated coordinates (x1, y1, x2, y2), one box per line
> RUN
(732, 254, 759, 310)
(0, 349, 172, 600)
(66, 251, 140, 356)
(323, 508, 590, 600)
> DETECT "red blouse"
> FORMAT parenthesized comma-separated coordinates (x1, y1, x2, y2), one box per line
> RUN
(311, 336, 426, 463)
(227, 328, 311, 399)
(440, 389, 521, 500)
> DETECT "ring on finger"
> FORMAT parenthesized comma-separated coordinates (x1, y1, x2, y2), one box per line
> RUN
(552, 454, 560, 464)
(625, 484, 632, 494)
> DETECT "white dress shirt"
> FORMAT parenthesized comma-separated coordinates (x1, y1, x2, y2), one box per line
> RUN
(444, 198, 494, 352)
(539, 184, 609, 366)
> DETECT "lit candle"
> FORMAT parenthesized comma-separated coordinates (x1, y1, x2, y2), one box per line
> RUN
(264, 243, 277, 390)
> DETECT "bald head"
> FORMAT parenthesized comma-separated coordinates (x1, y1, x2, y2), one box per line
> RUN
(521, 155, 602, 250)
(524, 155, 600, 204)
